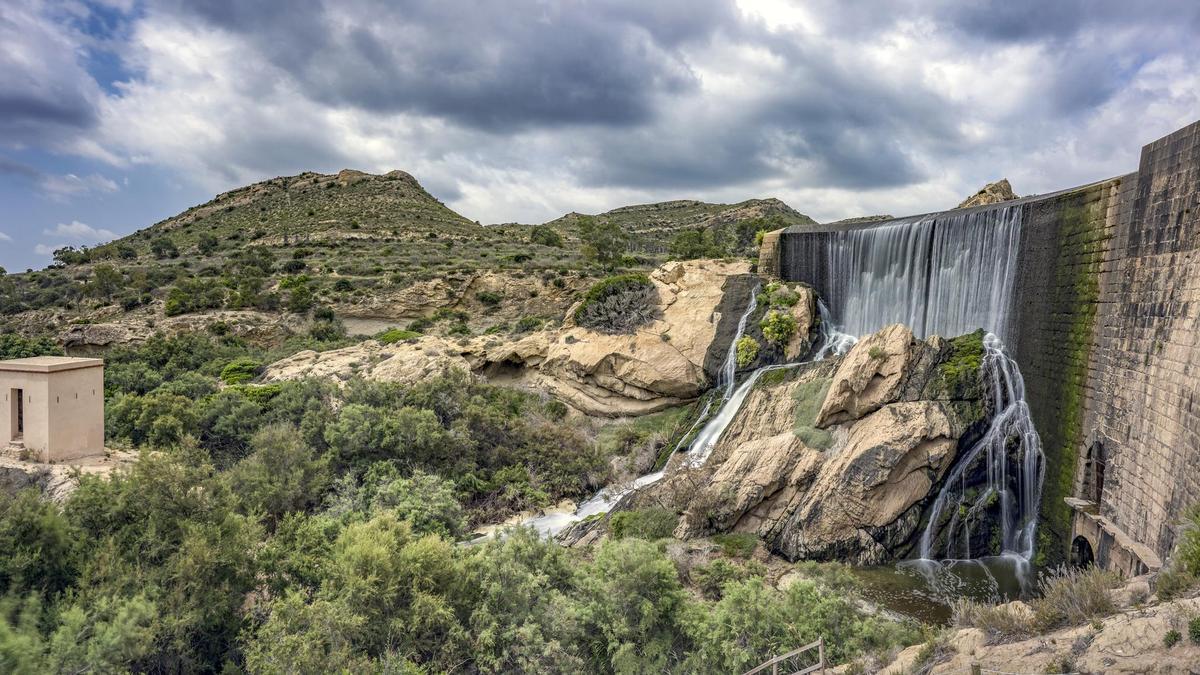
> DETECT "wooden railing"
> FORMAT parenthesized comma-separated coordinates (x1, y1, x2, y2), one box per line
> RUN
(742, 637, 826, 675)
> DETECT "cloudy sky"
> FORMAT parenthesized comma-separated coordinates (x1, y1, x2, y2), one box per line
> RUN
(2, 0, 1198, 271)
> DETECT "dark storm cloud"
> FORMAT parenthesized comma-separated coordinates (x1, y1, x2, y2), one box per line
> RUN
(0, 1, 101, 143)
(940, 0, 1200, 43)
(158, 0, 734, 131)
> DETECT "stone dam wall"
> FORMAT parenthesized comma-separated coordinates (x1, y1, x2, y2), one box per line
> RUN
(768, 120, 1200, 568)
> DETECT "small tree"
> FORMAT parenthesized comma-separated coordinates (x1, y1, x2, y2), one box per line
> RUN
(529, 225, 564, 247)
(88, 264, 123, 301)
(735, 336, 759, 367)
(760, 310, 797, 347)
(197, 233, 219, 255)
(578, 216, 627, 268)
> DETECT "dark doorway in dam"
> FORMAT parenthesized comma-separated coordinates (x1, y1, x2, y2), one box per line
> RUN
(1071, 536, 1095, 569)
(1082, 441, 1106, 503)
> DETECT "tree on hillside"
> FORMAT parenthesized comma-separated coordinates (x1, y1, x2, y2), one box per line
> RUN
(669, 228, 727, 260)
(578, 216, 627, 268)
(87, 264, 124, 302)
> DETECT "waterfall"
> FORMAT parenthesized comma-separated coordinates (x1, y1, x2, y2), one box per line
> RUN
(717, 285, 758, 397)
(918, 334, 1045, 563)
(519, 282, 764, 537)
(825, 204, 1023, 343)
(813, 299, 857, 361)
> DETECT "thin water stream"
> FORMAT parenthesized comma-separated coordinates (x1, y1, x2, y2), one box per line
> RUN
(519, 290, 852, 537)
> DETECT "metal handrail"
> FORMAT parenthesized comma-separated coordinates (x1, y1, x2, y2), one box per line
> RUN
(742, 637, 826, 675)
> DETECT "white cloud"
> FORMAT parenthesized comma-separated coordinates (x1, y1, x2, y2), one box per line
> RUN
(33, 244, 55, 255)
(42, 220, 117, 242)
(39, 172, 120, 199)
(0, 231, 12, 242)
(21, 0, 1200, 235)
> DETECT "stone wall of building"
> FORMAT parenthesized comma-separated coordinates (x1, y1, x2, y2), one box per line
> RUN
(771, 120, 1200, 566)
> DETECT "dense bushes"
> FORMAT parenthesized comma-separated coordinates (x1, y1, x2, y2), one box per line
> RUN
(0, 334, 62, 360)
(0, 324, 923, 673)
(574, 274, 657, 333)
(669, 228, 727, 260)
(529, 225, 564, 247)
(164, 278, 226, 316)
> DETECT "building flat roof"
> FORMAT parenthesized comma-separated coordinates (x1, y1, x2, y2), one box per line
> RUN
(0, 356, 104, 373)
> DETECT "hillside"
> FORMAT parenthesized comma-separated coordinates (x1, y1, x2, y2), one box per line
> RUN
(0, 169, 813, 347)
(548, 197, 816, 256)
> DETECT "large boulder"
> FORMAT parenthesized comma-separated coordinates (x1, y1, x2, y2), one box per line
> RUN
(630, 324, 988, 564)
(815, 324, 934, 426)
(772, 401, 965, 563)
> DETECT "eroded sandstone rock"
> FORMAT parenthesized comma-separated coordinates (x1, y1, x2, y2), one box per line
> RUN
(261, 259, 753, 417)
(629, 324, 987, 564)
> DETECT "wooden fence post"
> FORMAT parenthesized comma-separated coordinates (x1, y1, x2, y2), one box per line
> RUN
(970, 663, 982, 675)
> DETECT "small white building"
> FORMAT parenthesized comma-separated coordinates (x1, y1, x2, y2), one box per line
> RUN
(0, 356, 105, 463)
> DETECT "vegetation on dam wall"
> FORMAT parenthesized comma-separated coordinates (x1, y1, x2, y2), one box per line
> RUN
(1024, 185, 1111, 564)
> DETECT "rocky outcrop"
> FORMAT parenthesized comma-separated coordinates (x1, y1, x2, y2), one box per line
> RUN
(632, 325, 988, 564)
(0, 451, 133, 502)
(60, 323, 148, 356)
(882, 590, 1200, 674)
(783, 285, 817, 362)
(957, 179, 1017, 209)
(263, 335, 474, 385)
(815, 324, 938, 426)
(262, 259, 753, 417)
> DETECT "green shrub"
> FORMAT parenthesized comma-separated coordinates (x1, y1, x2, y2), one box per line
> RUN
(760, 310, 797, 347)
(513, 316, 546, 333)
(691, 558, 754, 600)
(164, 278, 226, 316)
(375, 328, 420, 345)
(447, 322, 472, 337)
(609, 508, 678, 540)
(529, 225, 564, 247)
(577, 216, 628, 268)
(868, 346, 887, 360)
(1030, 565, 1120, 631)
(1189, 616, 1200, 643)
(951, 598, 1033, 644)
(476, 291, 502, 306)
(220, 358, 263, 385)
(735, 336, 759, 367)
(574, 274, 655, 333)
(761, 282, 799, 308)
(406, 317, 434, 333)
(712, 532, 758, 558)
(1165, 629, 1182, 647)
(669, 228, 727, 260)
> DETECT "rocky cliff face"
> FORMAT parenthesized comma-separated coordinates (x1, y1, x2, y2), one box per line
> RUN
(625, 324, 989, 564)
(262, 259, 754, 417)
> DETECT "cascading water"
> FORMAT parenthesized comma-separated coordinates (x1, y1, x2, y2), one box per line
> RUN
(716, 286, 758, 397)
(513, 283, 860, 538)
(824, 204, 1023, 343)
(918, 334, 1044, 563)
(520, 282, 764, 536)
